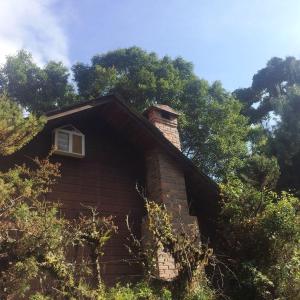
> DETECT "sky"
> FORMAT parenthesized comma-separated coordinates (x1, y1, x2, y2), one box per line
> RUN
(1, 0, 300, 91)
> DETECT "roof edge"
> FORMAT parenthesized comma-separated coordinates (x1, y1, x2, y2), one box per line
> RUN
(45, 94, 115, 118)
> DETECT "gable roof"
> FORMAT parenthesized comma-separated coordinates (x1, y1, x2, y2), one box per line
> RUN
(46, 94, 219, 223)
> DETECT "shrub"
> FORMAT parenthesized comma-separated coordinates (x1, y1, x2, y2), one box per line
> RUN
(218, 177, 300, 299)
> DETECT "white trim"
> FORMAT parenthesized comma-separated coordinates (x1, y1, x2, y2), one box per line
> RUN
(47, 105, 93, 121)
(53, 127, 85, 158)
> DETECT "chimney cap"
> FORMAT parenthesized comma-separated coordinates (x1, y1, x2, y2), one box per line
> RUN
(143, 104, 180, 117)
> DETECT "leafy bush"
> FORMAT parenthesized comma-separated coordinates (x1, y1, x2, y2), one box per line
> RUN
(95, 282, 172, 300)
(219, 177, 300, 299)
(184, 286, 216, 300)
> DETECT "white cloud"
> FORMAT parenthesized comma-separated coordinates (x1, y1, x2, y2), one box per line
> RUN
(0, 0, 70, 66)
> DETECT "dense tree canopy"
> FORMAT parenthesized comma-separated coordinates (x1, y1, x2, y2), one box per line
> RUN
(272, 86, 300, 194)
(0, 94, 45, 155)
(73, 47, 194, 110)
(234, 56, 300, 123)
(0, 50, 77, 114)
(235, 56, 300, 194)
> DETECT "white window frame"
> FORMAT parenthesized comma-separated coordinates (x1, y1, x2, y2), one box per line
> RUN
(53, 126, 85, 158)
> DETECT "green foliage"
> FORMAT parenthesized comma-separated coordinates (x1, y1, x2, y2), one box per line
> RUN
(271, 85, 300, 194)
(181, 85, 249, 179)
(0, 50, 77, 113)
(0, 93, 45, 155)
(219, 178, 300, 299)
(239, 154, 280, 190)
(106, 284, 137, 300)
(29, 292, 52, 300)
(73, 208, 118, 286)
(73, 47, 186, 111)
(183, 286, 216, 300)
(97, 281, 214, 300)
(234, 57, 300, 194)
(234, 56, 300, 123)
(92, 282, 172, 300)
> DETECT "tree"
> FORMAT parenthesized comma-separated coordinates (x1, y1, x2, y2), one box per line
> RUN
(234, 57, 300, 193)
(181, 81, 249, 179)
(234, 56, 300, 124)
(0, 50, 77, 114)
(0, 93, 45, 155)
(272, 86, 300, 194)
(72, 47, 189, 111)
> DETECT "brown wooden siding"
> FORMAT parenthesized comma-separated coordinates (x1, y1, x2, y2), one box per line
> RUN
(2, 113, 146, 285)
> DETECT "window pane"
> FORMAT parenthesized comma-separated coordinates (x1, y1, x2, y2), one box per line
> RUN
(57, 131, 69, 151)
(72, 134, 83, 154)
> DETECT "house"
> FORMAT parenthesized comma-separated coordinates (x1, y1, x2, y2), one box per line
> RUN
(2, 94, 219, 284)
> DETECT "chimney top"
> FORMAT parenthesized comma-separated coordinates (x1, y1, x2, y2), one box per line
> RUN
(143, 104, 181, 150)
(143, 104, 179, 117)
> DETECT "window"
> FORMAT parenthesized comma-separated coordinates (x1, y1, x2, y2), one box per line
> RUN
(57, 131, 69, 152)
(53, 125, 85, 157)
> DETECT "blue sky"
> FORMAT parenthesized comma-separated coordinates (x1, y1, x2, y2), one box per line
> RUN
(1, 0, 300, 91)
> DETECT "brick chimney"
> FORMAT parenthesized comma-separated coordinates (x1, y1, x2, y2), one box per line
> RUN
(143, 104, 199, 280)
(144, 104, 181, 150)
